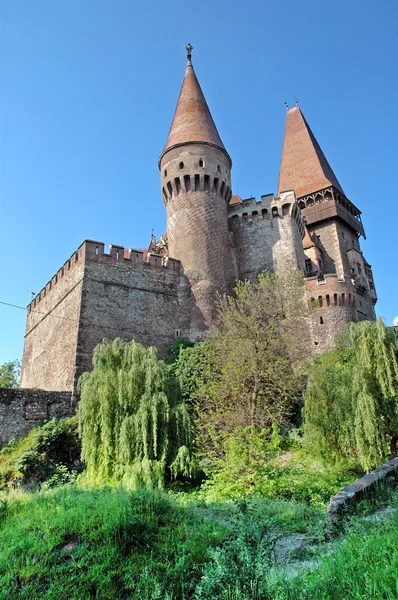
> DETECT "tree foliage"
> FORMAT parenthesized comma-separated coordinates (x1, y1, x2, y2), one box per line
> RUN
(173, 271, 305, 458)
(0, 359, 21, 388)
(78, 339, 194, 488)
(304, 319, 398, 471)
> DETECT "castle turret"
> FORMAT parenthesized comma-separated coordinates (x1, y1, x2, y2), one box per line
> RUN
(159, 45, 236, 336)
(278, 106, 377, 354)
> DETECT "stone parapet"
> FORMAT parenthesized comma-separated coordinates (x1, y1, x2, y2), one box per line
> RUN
(327, 457, 398, 530)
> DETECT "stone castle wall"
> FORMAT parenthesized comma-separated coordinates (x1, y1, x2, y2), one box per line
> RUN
(228, 192, 306, 282)
(305, 274, 358, 355)
(0, 388, 76, 448)
(21, 248, 85, 392)
(75, 241, 192, 382)
(21, 240, 192, 392)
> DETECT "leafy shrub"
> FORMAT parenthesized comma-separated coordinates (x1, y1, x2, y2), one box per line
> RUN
(194, 507, 275, 600)
(202, 427, 362, 507)
(0, 417, 81, 490)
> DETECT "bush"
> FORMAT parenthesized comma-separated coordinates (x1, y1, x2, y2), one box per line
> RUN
(202, 428, 362, 507)
(0, 417, 81, 490)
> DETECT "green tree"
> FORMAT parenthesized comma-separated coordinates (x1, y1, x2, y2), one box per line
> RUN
(0, 359, 21, 388)
(174, 271, 305, 458)
(304, 319, 398, 471)
(78, 339, 194, 488)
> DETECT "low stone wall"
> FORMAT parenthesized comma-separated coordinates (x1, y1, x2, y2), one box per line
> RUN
(327, 457, 398, 528)
(0, 388, 77, 448)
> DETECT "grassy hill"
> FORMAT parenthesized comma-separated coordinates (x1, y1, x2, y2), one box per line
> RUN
(1, 484, 398, 599)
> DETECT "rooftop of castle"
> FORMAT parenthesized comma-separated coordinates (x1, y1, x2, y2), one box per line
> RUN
(278, 105, 345, 199)
(159, 46, 230, 166)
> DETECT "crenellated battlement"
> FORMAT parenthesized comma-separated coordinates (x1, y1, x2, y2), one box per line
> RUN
(28, 246, 83, 312)
(228, 191, 305, 239)
(82, 239, 180, 272)
(28, 239, 181, 311)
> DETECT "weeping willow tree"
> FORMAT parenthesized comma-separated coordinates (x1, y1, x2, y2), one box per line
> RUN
(304, 319, 398, 471)
(78, 339, 194, 488)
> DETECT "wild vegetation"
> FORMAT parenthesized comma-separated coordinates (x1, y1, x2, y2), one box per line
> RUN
(304, 319, 398, 471)
(78, 339, 194, 488)
(0, 358, 20, 388)
(1, 272, 398, 598)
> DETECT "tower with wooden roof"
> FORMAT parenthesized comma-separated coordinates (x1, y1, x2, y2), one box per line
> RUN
(278, 106, 377, 353)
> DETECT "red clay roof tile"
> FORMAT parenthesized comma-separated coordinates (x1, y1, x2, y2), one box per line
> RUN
(160, 59, 228, 163)
(278, 106, 344, 198)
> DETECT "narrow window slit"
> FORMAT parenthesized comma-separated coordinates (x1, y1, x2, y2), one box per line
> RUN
(184, 175, 191, 192)
(174, 177, 181, 194)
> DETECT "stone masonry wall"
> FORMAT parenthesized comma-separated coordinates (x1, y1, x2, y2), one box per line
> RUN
(0, 388, 76, 448)
(229, 192, 306, 282)
(21, 247, 85, 392)
(306, 274, 357, 356)
(74, 240, 192, 381)
(21, 240, 193, 392)
(161, 144, 237, 336)
(229, 195, 275, 281)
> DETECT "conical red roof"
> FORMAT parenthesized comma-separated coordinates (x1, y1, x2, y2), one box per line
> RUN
(160, 58, 230, 164)
(278, 106, 344, 198)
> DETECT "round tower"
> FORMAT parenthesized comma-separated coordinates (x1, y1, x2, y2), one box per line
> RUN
(159, 45, 236, 337)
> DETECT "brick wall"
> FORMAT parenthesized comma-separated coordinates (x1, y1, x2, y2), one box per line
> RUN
(0, 388, 76, 448)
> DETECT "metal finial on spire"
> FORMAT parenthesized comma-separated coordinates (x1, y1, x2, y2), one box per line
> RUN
(295, 97, 299, 106)
(185, 43, 193, 62)
(284, 101, 289, 110)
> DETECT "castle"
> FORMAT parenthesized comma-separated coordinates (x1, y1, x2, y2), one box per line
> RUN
(20, 47, 377, 393)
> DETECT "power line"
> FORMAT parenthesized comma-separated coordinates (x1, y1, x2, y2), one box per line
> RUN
(0, 299, 142, 335)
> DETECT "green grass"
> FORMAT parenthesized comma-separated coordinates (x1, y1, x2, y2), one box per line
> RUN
(270, 509, 398, 599)
(0, 485, 228, 599)
(1, 483, 398, 599)
(0, 484, 325, 600)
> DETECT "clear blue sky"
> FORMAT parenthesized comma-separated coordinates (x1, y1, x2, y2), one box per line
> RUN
(1, 0, 397, 364)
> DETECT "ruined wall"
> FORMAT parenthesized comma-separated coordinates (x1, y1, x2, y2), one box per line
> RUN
(74, 241, 192, 381)
(21, 248, 85, 392)
(0, 388, 76, 448)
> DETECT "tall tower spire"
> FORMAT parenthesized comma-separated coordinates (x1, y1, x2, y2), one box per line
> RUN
(278, 106, 344, 198)
(159, 48, 236, 337)
(277, 105, 376, 355)
(159, 45, 231, 166)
